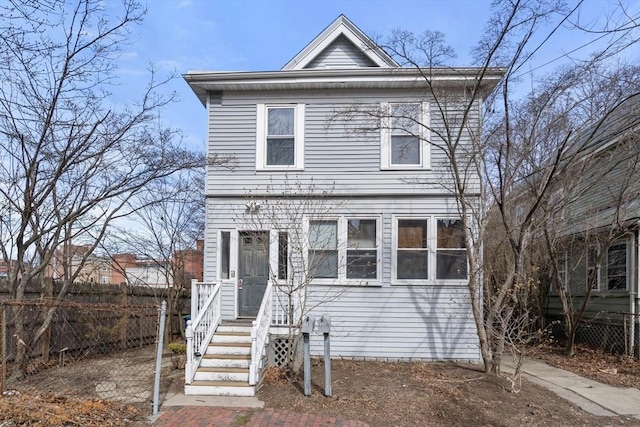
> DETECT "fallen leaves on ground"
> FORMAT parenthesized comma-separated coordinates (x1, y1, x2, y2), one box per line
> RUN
(537, 342, 640, 388)
(0, 392, 143, 427)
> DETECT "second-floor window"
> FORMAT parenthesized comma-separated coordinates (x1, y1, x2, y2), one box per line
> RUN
(381, 102, 430, 170)
(256, 104, 305, 170)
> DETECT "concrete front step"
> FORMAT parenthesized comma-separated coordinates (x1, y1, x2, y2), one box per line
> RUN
(185, 380, 255, 397)
(200, 353, 251, 369)
(194, 367, 250, 382)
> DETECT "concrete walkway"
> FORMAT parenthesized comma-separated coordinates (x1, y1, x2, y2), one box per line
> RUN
(503, 359, 640, 420)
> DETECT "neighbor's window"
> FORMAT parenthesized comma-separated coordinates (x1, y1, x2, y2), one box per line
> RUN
(587, 245, 599, 291)
(346, 219, 377, 279)
(606, 242, 627, 291)
(256, 104, 305, 170)
(381, 102, 429, 169)
(220, 231, 231, 280)
(396, 219, 429, 280)
(436, 219, 467, 280)
(309, 220, 338, 279)
(558, 250, 568, 291)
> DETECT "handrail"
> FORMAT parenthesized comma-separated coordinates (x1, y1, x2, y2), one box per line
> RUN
(185, 280, 221, 384)
(249, 280, 273, 385)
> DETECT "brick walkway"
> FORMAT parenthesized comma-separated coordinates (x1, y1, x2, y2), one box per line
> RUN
(153, 407, 369, 427)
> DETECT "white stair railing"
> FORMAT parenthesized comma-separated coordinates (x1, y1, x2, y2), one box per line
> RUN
(185, 280, 221, 384)
(249, 280, 273, 385)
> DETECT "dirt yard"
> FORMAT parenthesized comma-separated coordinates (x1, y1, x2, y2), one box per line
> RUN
(257, 348, 640, 427)
(1, 342, 639, 426)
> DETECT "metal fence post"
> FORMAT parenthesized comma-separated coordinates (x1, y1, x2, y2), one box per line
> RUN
(152, 301, 167, 416)
(1, 304, 6, 394)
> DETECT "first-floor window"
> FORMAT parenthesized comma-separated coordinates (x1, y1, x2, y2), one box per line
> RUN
(309, 220, 338, 279)
(436, 219, 467, 280)
(606, 242, 627, 291)
(220, 231, 231, 279)
(396, 219, 429, 279)
(308, 217, 379, 282)
(347, 219, 377, 279)
(278, 231, 289, 280)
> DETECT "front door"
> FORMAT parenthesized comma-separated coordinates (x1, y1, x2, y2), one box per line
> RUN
(238, 231, 269, 317)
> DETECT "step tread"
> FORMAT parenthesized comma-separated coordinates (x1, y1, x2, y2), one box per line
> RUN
(209, 342, 251, 347)
(215, 331, 251, 336)
(203, 354, 250, 360)
(197, 367, 249, 373)
(189, 380, 253, 387)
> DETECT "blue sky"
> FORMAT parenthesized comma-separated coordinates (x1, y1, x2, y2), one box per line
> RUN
(112, 0, 640, 152)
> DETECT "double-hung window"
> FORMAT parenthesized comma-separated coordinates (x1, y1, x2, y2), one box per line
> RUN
(381, 102, 430, 169)
(606, 241, 627, 291)
(396, 219, 429, 280)
(436, 219, 467, 280)
(309, 220, 339, 279)
(256, 104, 305, 170)
(346, 219, 377, 279)
(587, 245, 599, 291)
(308, 217, 379, 282)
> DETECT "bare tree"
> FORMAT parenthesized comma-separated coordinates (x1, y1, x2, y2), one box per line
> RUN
(0, 0, 211, 378)
(238, 178, 364, 374)
(343, 0, 639, 377)
(107, 168, 206, 340)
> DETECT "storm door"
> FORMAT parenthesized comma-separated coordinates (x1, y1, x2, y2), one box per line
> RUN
(238, 231, 269, 317)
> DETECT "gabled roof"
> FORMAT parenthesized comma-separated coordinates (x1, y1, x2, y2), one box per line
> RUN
(281, 14, 398, 70)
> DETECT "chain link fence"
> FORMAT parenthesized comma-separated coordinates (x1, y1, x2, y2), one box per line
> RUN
(548, 311, 640, 358)
(0, 300, 169, 409)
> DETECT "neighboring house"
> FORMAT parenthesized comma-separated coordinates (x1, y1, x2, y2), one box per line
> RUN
(47, 244, 111, 284)
(546, 93, 640, 355)
(183, 15, 503, 395)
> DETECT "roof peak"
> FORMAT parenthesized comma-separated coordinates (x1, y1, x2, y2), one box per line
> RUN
(281, 15, 398, 71)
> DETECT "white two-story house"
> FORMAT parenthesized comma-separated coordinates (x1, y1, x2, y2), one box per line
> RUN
(183, 15, 503, 396)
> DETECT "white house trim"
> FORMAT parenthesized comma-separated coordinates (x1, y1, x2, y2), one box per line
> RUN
(282, 15, 397, 70)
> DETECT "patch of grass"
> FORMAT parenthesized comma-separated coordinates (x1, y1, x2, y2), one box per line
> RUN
(168, 342, 186, 355)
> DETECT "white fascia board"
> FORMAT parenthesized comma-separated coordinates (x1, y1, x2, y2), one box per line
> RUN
(282, 15, 397, 70)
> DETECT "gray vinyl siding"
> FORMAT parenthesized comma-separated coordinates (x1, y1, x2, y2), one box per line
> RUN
(204, 196, 480, 359)
(206, 89, 480, 197)
(305, 35, 378, 69)
(305, 285, 479, 360)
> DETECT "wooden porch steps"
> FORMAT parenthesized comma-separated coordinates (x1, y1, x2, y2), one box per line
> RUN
(185, 323, 255, 397)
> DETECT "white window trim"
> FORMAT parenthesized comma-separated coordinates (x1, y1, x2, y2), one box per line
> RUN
(305, 215, 381, 286)
(256, 103, 305, 171)
(380, 102, 431, 170)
